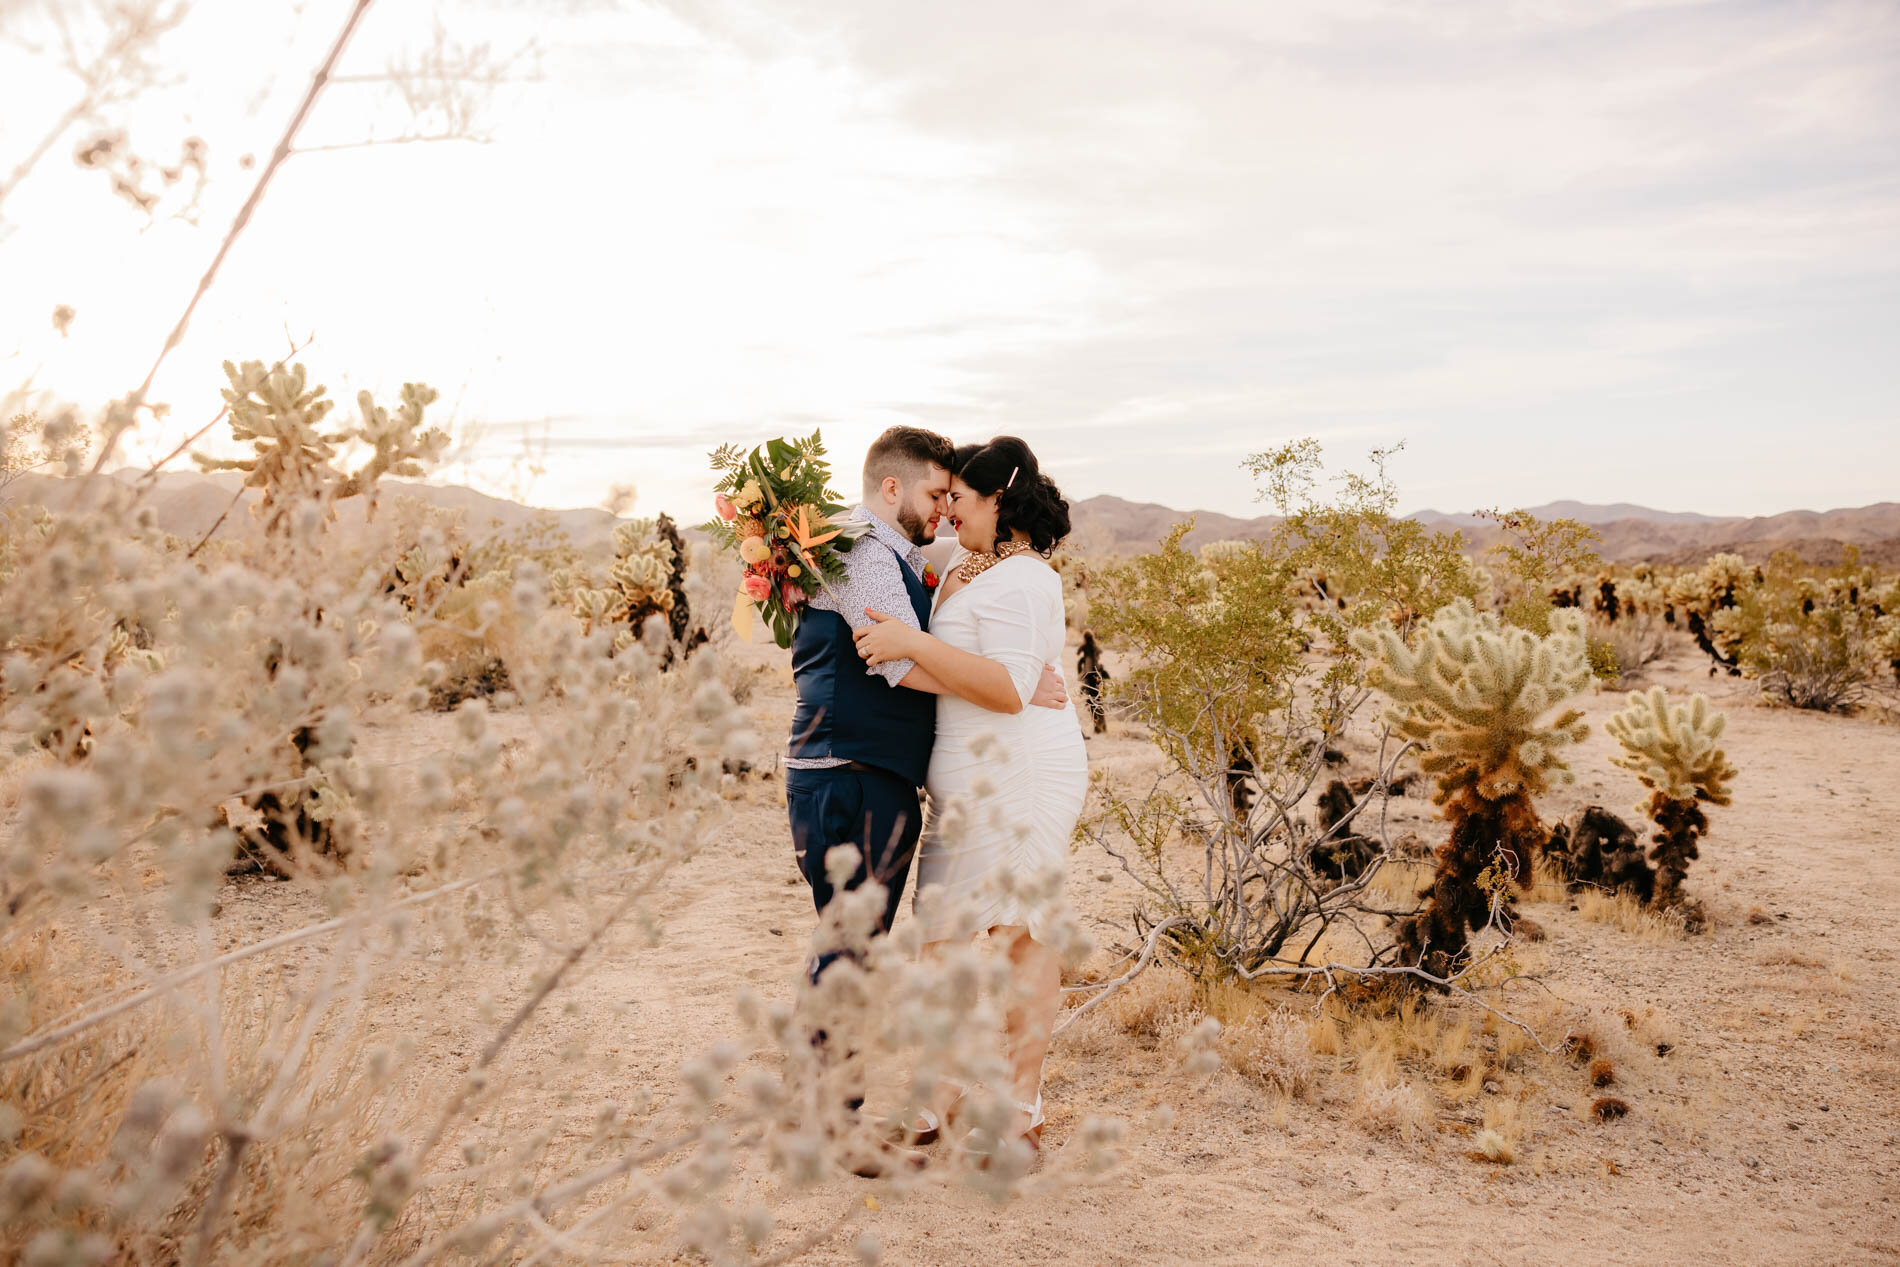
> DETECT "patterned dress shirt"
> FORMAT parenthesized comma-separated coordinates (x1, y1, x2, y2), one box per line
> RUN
(783, 505, 929, 769)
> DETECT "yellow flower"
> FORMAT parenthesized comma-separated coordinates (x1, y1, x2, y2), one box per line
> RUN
(787, 564, 801, 578)
(735, 479, 762, 508)
(739, 536, 770, 565)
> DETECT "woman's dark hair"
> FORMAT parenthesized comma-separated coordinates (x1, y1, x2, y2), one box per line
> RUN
(951, 435, 1071, 555)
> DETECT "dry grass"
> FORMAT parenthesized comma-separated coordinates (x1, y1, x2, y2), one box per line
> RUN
(1217, 1009, 1315, 1099)
(1102, 962, 1199, 1043)
(1572, 888, 1691, 941)
(0, 930, 149, 1182)
(0, 926, 403, 1263)
(1756, 948, 1826, 969)
(1367, 859, 1431, 907)
(1352, 1075, 1432, 1143)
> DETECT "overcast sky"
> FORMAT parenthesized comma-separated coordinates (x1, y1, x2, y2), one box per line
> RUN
(2, 0, 1895, 522)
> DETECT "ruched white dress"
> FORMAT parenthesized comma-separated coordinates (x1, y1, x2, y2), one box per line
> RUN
(915, 549, 1088, 943)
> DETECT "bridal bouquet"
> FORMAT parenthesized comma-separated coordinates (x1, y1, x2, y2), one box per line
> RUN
(701, 431, 869, 647)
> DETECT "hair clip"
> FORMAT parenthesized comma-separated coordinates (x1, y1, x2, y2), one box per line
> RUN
(1005, 466, 1019, 490)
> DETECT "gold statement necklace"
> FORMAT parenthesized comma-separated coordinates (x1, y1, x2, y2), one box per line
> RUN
(954, 538, 1035, 584)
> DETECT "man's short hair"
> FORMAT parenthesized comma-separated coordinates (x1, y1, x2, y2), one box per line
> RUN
(862, 425, 954, 495)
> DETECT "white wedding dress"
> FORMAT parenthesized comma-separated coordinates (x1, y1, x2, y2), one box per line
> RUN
(915, 548, 1088, 943)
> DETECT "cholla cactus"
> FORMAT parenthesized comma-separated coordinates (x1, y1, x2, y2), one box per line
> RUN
(594, 514, 702, 661)
(1606, 687, 1735, 805)
(1619, 574, 1664, 617)
(1605, 687, 1737, 913)
(571, 584, 620, 636)
(611, 517, 678, 622)
(1350, 599, 1592, 978)
(1354, 600, 1591, 805)
(1877, 602, 1900, 686)
(193, 360, 448, 535)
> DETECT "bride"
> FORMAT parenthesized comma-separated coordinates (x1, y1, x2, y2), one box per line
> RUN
(853, 435, 1087, 1152)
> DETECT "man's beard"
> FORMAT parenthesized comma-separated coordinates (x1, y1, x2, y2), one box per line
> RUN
(895, 503, 932, 547)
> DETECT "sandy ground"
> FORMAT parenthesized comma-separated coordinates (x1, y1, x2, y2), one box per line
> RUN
(206, 634, 1900, 1266)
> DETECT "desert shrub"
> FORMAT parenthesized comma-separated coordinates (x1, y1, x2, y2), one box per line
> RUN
(1219, 1010, 1316, 1098)
(1246, 440, 1478, 644)
(1472, 507, 1603, 636)
(1082, 520, 1395, 984)
(1082, 446, 1580, 1006)
(1351, 600, 1592, 981)
(1591, 611, 1667, 683)
(1, 392, 1086, 1262)
(1352, 1076, 1432, 1143)
(372, 501, 601, 709)
(1712, 549, 1890, 712)
(1605, 687, 1737, 924)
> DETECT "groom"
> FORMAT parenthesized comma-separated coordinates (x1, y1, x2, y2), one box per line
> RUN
(785, 425, 1067, 976)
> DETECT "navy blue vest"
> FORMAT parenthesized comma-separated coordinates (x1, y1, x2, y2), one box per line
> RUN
(788, 540, 936, 786)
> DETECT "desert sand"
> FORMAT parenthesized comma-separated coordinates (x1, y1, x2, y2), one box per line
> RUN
(198, 631, 1900, 1267)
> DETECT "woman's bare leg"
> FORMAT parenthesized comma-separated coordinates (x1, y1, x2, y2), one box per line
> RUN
(996, 924, 1061, 1130)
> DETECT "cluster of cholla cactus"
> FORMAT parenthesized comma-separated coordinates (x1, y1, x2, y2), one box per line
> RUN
(377, 502, 470, 613)
(1605, 687, 1737, 920)
(1549, 566, 1667, 627)
(192, 359, 449, 536)
(1707, 549, 1894, 711)
(1664, 552, 1756, 673)
(572, 513, 702, 661)
(1351, 599, 1592, 979)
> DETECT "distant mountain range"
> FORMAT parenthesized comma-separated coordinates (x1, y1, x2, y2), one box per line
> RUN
(1070, 494, 1900, 567)
(8, 472, 1898, 568)
(6, 470, 628, 559)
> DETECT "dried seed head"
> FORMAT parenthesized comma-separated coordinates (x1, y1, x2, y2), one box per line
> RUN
(154, 1105, 209, 1180)
(1, 1152, 55, 1218)
(740, 1203, 774, 1246)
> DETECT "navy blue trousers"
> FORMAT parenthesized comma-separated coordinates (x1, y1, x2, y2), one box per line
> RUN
(786, 763, 922, 979)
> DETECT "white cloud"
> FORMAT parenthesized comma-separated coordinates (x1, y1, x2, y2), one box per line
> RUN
(1, 0, 1895, 519)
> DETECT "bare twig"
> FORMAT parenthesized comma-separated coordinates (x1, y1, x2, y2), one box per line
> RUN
(84, 0, 377, 479)
(1053, 916, 1190, 1038)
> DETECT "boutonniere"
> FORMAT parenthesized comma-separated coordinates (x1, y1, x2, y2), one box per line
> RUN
(922, 563, 940, 590)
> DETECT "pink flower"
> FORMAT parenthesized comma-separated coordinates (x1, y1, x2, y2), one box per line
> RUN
(780, 580, 806, 609)
(742, 573, 771, 602)
(715, 493, 737, 522)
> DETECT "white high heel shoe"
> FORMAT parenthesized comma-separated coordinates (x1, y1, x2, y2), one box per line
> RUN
(903, 1081, 967, 1147)
(964, 1092, 1046, 1168)
(1018, 1093, 1046, 1150)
